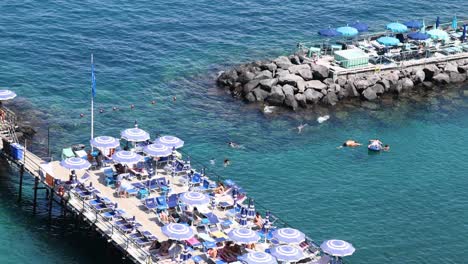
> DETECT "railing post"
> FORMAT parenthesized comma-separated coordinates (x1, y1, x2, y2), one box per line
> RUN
(18, 164, 24, 202)
(32, 177, 39, 214)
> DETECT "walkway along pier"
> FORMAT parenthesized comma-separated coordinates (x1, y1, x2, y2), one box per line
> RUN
(0, 105, 352, 264)
(217, 19, 468, 110)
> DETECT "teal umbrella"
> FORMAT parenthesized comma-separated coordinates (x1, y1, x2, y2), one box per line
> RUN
(452, 16, 457, 30)
(386, 22, 408, 33)
(427, 29, 449, 40)
(336, 26, 359, 37)
(377, 36, 400, 46)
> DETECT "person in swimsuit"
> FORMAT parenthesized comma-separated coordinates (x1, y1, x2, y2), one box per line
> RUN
(343, 140, 362, 147)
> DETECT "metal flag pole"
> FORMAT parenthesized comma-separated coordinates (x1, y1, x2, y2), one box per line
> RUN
(91, 54, 96, 150)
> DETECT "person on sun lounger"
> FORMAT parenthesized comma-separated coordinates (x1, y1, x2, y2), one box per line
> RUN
(213, 182, 226, 194)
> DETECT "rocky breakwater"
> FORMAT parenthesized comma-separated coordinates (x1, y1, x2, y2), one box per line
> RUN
(217, 54, 468, 110)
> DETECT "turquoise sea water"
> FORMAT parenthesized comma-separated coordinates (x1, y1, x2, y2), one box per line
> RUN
(1, 1, 468, 263)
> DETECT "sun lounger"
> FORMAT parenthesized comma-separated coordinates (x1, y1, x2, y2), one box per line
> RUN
(140, 230, 158, 241)
(186, 237, 202, 249)
(197, 233, 215, 242)
(102, 209, 126, 220)
(167, 194, 179, 208)
(130, 232, 152, 247)
(156, 196, 168, 210)
(144, 197, 158, 212)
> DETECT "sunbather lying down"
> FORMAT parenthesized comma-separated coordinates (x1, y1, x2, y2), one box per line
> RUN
(219, 241, 242, 262)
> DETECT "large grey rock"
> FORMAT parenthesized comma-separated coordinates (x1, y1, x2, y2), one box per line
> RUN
(252, 88, 269, 102)
(412, 69, 425, 84)
(296, 80, 306, 93)
(260, 62, 277, 72)
(282, 84, 295, 96)
(291, 55, 301, 65)
(218, 69, 238, 86)
(444, 62, 459, 73)
(396, 78, 414, 93)
(278, 74, 304, 86)
(238, 71, 256, 84)
(259, 78, 278, 92)
(423, 64, 439, 81)
(449, 72, 466, 83)
(371, 84, 385, 95)
(284, 94, 298, 110)
(266, 85, 285, 106)
(288, 64, 312, 80)
(378, 78, 391, 91)
(295, 93, 307, 107)
(288, 64, 310, 74)
(362, 87, 377, 101)
(274, 56, 293, 69)
(305, 80, 327, 91)
(310, 64, 329, 80)
(245, 92, 256, 103)
(304, 89, 323, 104)
(433, 73, 450, 84)
(254, 70, 273, 80)
(321, 92, 338, 106)
(383, 71, 400, 86)
(243, 80, 260, 94)
(366, 74, 381, 86)
(275, 69, 289, 77)
(354, 79, 371, 91)
(344, 83, 359, 97)
(336, 77, 347, 86)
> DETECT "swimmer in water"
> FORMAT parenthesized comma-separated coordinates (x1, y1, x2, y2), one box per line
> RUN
(130, 104, 135, 109)
(80, 113, 84, 118)
(383, 144, 390, 151)
(151, 100, 156, 105)
(173, 96, 177, 102)
(227, 141, 239, 148)
(113, 106, 118, 111)
(223, 159, 230, 167)
(297, 123, 308, 134)
(340, 140, 362, 148)
(99, 108, 104, 113)
(210, 158, 215, 165)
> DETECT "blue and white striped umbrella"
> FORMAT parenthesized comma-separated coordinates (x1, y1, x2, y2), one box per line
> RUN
(239, 252, 278, 264)
(272, 228, 305, 244)
(179, 191, 210, 206)
(90, 136, 120, 149)
(262, 211, 271, 233)
(143, 143, 172, 157)
(154, 135, 184, 149)
(239, 207, 248, 227)
(320, 239, 355, 257)
(112, 150, 143, 165)
(60, 157, 91, 170)
(0, 90, 17, 100)
(246, 198, 256, 220)
(121, 126, 150, 142)
(162, 223, 194, 240)
(227, 228, 260, 244)
(270, 245, 304, 262)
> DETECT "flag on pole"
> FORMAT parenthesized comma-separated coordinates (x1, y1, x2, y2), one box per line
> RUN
(91, 54, 96, 98)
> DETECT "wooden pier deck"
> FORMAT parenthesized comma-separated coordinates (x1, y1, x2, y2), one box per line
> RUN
(0, 115, 324, 264)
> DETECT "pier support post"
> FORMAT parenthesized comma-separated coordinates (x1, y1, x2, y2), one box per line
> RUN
(48, 189, 53, 218)
(18, 164, 24, 202)
(32, 177, 39, 214)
